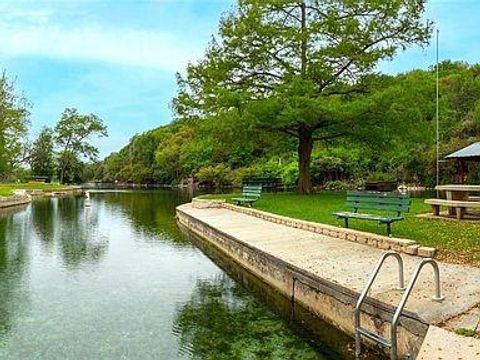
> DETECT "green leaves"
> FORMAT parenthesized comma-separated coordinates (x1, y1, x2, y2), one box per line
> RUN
(172, 0, 431, 193)
(29, 127, 56, 179)
(54, 108, 108, 183)
(0, 73, 30, 179)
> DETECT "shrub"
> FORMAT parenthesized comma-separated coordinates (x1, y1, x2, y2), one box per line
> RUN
(366, 172, 397, 182)
(196, 164, 231, 187)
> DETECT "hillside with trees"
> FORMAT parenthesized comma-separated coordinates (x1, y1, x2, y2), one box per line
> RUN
(96, 60, 480, 190)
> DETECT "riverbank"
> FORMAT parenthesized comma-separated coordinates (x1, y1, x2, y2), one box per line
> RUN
(0, 183, 82, 208)
(202, 192, 480, 264)
(177, 200, 480, 359)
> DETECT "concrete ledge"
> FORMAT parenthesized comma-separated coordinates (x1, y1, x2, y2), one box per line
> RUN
(194, 197, 433, 258)
(0, 193, 31, 208)
(177, 205, 429, 358)
(192, 197, 225, 209)
(417, 325, 480, 359)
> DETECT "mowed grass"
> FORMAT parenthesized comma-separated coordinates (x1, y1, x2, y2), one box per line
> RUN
(0, 183, 73, 197)
(0, 188, 14, 197)
(203, 192, 480, 262)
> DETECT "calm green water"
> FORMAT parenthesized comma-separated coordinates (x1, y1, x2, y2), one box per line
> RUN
(0, 190, 362, 359)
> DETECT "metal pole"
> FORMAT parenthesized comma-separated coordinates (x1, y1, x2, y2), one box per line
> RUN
(436, 29, 440, 195)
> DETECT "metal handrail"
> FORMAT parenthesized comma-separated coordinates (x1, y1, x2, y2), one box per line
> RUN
(390, 258, 444, 360)
(355, 251, 405, 358)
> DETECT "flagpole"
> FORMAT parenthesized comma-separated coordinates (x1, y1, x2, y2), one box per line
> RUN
(436, 28, 440, 194)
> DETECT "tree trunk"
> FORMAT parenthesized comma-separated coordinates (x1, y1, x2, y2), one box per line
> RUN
(297, 128, 313, 194)
(59, 165, 65, 184)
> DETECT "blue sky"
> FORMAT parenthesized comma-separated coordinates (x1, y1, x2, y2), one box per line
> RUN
(0, 0, 479, 158)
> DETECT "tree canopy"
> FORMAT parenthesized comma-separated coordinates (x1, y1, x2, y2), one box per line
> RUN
(174, 0, 431, 193)
(96, 61, 480, 189)
(55, 108, 108, 183)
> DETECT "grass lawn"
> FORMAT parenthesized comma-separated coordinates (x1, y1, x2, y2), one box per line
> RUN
(204, 192, 480, 264)
(0, 183, 74, 198)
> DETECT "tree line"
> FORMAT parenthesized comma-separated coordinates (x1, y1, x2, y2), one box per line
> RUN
(94, 1, 480, 191)
(94, 60, 480, 190)
(0, 73, 107, 183)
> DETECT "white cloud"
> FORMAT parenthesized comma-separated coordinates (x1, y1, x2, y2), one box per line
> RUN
(0, 22, 203, 72)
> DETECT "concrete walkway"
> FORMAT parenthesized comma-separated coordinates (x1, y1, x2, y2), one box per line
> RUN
(417, 326, 480, 359)
(179, 204, 480, 326)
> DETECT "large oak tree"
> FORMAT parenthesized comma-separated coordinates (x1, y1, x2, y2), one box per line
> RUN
(174, 0, 431, 193)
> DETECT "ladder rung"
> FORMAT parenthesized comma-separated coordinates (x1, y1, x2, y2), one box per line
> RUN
(357, 327, 391, 348)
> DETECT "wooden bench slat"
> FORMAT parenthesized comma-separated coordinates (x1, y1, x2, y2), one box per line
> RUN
(346, 202, 410, 212)
(348, 191, 409, 199)
(334, 211, 403, 223)
(346, 197, 410, 205)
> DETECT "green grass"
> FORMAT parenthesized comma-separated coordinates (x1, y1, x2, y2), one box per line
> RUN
(0, 188, 14, 197)
(454, 328, 477, 337)
(203, 192, 480, 261)
(0, 182, 74, 197)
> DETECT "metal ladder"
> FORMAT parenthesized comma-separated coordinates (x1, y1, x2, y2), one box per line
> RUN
(355, 251, 445, 360)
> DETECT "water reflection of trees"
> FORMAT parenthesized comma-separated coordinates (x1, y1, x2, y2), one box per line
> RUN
(100, 190, 191, 245)
(173, 274, 322, 360)
(0, 208, 30, 341)
(30, 196, 108, 268)
(30, 198, 56, 248)
(56, 197, 107, 268)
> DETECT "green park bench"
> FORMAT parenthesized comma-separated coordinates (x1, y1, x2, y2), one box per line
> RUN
(333, 191, 411, 236)
(232, 184, 262, 207)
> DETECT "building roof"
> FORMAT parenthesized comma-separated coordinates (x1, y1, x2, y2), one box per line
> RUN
(445, 142, 480, 160)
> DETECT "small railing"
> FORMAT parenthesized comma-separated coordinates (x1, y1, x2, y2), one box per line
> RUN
(355, 251, 405, 358)
(389, 258, 444, 360)
(355, 253, 445, 360)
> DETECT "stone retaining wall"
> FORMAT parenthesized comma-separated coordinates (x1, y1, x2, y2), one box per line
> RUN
(191, 197, 437, 258)
(0, 188, 83, 209)
(177, 205, 429, 358)
(0, 193, 32, 208)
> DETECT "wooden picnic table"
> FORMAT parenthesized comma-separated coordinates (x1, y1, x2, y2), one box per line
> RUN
(427, 184, 480, 219)
(435, 184, 480, 201)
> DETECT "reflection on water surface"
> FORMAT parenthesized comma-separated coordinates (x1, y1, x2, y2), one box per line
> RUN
(0, 191, 367, 359)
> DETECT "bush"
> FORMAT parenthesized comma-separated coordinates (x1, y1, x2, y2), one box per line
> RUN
(196, 164, 231, 187)
(366, 172, 397, 182)
(281, 161, 298, 187)
(323, 180, 359, 191)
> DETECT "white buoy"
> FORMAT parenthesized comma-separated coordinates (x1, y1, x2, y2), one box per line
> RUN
(84, 191, 92, 207)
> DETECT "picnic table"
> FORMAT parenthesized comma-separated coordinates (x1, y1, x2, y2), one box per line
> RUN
(424, 184, 480, 219)
(435, 184, 480, 200)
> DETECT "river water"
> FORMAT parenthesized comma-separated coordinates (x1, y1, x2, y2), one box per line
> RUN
(0, 190, 364, 359)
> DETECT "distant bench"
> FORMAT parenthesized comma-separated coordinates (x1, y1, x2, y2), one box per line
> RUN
(242, 177, 283, 189)
(424, 198, 480, 220)
(333, 191, 411, 236)
(233, 185, 262, 207)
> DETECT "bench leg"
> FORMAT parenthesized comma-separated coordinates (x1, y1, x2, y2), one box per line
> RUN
(431, 204, 440, 216)
(456, 207, 465, 220)
(344, 218, 349, 228)
(447, 206, 456, 216)
(386, 222, 392, 237)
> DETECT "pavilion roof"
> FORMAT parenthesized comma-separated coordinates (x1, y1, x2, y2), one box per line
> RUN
(445, 142, 480, 160)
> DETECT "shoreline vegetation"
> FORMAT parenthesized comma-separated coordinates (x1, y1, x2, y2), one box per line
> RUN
(0, 183, 81, 208)
(202, 192, 480, 265)
(0, 182, 76, 196)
